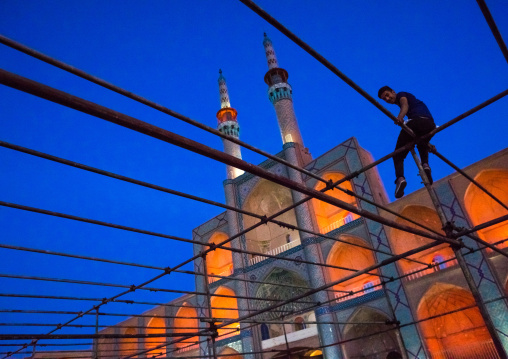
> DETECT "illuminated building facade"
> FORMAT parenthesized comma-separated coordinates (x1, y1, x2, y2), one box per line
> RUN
(95, 35, 508, 359)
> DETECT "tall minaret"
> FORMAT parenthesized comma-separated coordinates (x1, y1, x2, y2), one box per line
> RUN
(216, 70, 244, 179)
(263, 33, 310, 163)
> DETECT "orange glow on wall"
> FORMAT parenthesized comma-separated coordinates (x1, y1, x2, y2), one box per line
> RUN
(312, 173, 359, 234)
(145, 317, 166, 356)
(120, 327, 137, 358)
(174, 303, 198, 349)
(219, 347, 242, 359)
(211, 286, 239, 336)
(207, 232, 233, 278)
(464, 169, 508, 250)
(417, 283, 494, 358)
(326, 235, 378, 294)
(390, 205, 454, 273)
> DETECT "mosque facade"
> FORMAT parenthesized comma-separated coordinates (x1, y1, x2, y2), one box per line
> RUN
(95, 35, 508, 359)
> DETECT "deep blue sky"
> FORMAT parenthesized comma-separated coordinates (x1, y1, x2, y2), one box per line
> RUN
(0, 0, 507, 355)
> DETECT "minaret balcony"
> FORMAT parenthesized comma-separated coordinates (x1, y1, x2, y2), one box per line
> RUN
(218, 120, 240, 137)
(268, 83, 293, 104)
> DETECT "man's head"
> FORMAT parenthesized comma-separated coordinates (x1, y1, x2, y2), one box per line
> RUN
(378, 86, 397, 104)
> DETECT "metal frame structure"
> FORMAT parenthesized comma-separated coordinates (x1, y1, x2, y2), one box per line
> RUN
(0, 0, 507, 358)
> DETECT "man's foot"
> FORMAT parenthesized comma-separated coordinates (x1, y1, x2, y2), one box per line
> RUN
(422, 163, 433, 185)
(394, 177, 407, 198)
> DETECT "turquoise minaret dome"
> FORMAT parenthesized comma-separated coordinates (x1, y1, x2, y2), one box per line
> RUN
(216, 69, 244, 179)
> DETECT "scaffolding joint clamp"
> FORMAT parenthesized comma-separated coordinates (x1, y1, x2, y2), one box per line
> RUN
(324, 179, 335, 191)
(130, 284, 136, 292)
(164, 267, 171, 274)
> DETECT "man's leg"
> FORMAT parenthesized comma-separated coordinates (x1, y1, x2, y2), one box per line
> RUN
(393, 129, 412, 198)
(410, 118, 436, 184)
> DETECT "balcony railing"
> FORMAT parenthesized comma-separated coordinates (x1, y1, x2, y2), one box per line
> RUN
(428, 340, 500, 359)
(248, 239, 301, 266)
(334, 279, 382, 303)
(208, 267, 234, 284)
(320, 213, 354, 234)
(403, 255, 458, 282)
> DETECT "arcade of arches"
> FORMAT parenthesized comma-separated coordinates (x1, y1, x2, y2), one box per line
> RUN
(417, 283, 495, 358)
(145, 317, 166, 356)
(242, 179, 301, 254)
(119, 327, 137, 358)
(464, 169, 508, 250)
(211, 286, 239, 336)
(207, 232, 233, 278)
(343, 307, 401, 358)
(174, 303, 198, 349)
(312, 172, 359, 234)
(326, 235, 379, 295)
(390, 205, 454, 274)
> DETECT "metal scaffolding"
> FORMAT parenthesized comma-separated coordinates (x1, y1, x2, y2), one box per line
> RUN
(0, 1, 507, 359)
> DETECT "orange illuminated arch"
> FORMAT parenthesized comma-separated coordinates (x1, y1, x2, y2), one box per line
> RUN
(174, 303, 198, 349)
(120, 327, 137, 358)
(207, 232, 233, 280)
(312, 172, 359, 234)
(326, 235, 378, 294)
(145, 316, 166, 356)
(219, 346, 242, 359)
(242, 179, 300, 254)
(464, 169, 508, 250)
(211, 286, 239, 337)
(418, 283, 494, 358)
(390, 205, 454, 273)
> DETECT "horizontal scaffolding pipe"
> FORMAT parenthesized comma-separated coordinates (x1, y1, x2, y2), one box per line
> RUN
(0, 332, 207, 340)
(0, 34, 329, 186)
(0, 140, 431, 267)
(0, 69, 462, 248)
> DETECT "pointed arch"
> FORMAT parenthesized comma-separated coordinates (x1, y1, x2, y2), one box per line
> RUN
(343, 306, 401, 358)
(254, 268, 309, 320)
(326, 235, 379, 296)
(242, 179, 300, 255)
(311, 172, 359, 234)
(464, 169, 508, 250)
(119, 327, 137, 358)
(206, 232, 233, 282)
(174, 303, 198, 349)
(211, 286, 239, 336)
(390, 205, 454, 274)
(145, 316, 166, 356)
(219, 346, 242, 359)
(417, 283, 494, 358)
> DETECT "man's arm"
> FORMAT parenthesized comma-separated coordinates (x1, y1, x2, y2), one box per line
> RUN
(396, 96, 409, 124)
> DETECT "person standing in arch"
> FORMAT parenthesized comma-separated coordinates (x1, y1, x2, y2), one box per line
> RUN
(378, 86, 436, 198)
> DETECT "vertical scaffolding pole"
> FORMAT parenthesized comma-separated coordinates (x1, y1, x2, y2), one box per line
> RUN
(94, 308, 99, 359)
(201, 252, 218, 359)
(409, 149, 507, 358)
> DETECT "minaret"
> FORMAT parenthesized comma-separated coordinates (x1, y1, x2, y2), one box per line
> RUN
(263, 33, 310, 163)
(216, 69, 244, 179)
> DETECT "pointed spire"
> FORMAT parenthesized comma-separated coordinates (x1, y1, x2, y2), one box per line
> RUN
(218, 69, 231, 109)
(215, 70, 243, 179)
(263, 33, 279, 69)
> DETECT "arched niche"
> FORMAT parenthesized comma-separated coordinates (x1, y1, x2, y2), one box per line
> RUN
(464, 169, 508, 249)
(343, 307, 401, 359)
(417, 283, 493, 358)
(311, 172, 359, 234)
(242, 179, 300, 255)
(219, 346, 242, 359)
(390, 205, 454, 273)
(119, 327, 137, 358)
(326, 235, 379, 295)
(174, 303, 198, 349)
(206, 232, 233, 280)
(254, 268, 309, 321)
(145, 316, 166, 356)
(211, 286, 239, 336)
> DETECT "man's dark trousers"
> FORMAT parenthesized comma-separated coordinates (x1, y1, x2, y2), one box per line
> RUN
(393, 116, 436, 180)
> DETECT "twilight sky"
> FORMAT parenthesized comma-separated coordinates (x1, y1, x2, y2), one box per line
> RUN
(0, 0, 507, 355)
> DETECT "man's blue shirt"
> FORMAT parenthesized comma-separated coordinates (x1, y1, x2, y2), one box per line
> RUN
(396, 92, 433, 120)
